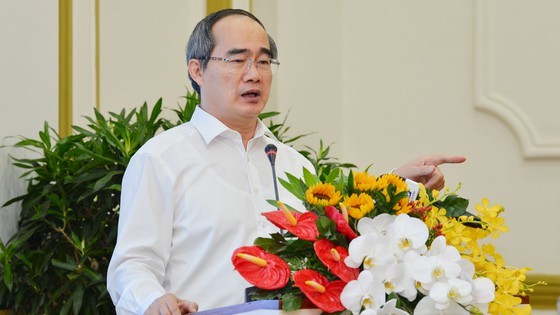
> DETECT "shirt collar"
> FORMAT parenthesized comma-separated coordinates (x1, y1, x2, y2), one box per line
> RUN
(190, 106, 276, 145)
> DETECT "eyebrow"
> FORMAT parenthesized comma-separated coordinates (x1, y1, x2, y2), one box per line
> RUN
(225, 47, 273, 57)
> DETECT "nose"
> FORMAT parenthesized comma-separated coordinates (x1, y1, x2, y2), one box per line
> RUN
(246, 60, 258, 72)
(243, 60, 261, 79)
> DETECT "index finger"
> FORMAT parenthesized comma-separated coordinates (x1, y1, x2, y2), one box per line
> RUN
(425, 155, 466, 166)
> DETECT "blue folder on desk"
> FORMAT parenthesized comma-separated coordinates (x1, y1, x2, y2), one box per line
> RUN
(194, 300, 280, 314)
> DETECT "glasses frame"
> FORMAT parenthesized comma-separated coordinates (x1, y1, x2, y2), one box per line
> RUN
(202, 56, 280, 75)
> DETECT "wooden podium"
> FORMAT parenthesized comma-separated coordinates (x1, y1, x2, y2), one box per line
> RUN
(193, 300, 322, 315)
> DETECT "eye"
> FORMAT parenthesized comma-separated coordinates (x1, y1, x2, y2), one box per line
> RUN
(256, 59, 271, 66)
(226, 58, 247, 64)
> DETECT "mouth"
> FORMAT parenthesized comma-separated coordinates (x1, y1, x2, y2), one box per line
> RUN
(241, 90, 261, 97)
(241, 89, 261, 102)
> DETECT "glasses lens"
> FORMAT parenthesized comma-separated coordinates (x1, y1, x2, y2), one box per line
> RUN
(228, 58, 279, 75)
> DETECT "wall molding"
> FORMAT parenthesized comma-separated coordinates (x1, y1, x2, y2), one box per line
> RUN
(59, 0, 73, 137)
(526, 273, 560, 309)
(474, 0, 560, 159)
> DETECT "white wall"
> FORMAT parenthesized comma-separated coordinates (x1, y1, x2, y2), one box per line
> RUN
(253, 1, 560, 277)
(0, 0, 59, 242)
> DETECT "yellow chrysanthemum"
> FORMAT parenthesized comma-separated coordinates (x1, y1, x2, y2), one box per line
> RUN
(305, 183, 341, 207)
(353, 171, 377, 191)
(343, 193, 374, 220)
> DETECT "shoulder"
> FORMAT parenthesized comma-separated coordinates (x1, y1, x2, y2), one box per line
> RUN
(135, 123, 197, 157)
(127, 122, 202, 170)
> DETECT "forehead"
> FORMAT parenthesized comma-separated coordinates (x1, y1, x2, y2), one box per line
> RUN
(211, 14, 270, 55)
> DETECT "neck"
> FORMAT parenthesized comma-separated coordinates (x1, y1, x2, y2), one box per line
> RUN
(230, 120, 257, 150)
(198, 105, 259, 150)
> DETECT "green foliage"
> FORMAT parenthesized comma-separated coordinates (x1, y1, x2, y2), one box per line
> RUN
(0, 91, 355, 313)
(0, 99, 172, 314)
(298, 140, 356, 181)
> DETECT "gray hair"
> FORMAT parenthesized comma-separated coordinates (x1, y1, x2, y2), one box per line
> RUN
(185, 9, 278, 94)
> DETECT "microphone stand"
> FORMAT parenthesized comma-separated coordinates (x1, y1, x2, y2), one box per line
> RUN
(265, 144, 280, 201)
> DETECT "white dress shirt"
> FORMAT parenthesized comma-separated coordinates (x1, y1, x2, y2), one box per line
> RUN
(107, 106, 314, 314)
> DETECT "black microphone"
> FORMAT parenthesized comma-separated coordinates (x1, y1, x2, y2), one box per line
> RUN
(265, 144, 280, 201)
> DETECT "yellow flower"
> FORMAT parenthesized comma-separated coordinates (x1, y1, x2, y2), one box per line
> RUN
(353, 171, 377, 191)
(424, 206, 447, 230)
(343, 193, 374, 219)
(473, 198, 509, 238)
(376, 174, 411, 214)
(443, 219, 472, 248)
(416, 183, 430, 207)
(482, 244, 505, 267)
(489, 292, 531, 315)
(476, 198, 504, 217)
(376, 174, 408, 197)
(305, 183, 342, 207)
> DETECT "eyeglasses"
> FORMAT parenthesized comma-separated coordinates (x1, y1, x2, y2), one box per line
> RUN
(203, 56, 280, 75)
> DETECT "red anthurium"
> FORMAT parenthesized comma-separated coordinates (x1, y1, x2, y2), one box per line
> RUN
(293, 269, 346, 313)
(262, 203, 319, 241)
(324, 205, 358, 240)
(232, 246, 290, 290)
(313, 239, 359, 283)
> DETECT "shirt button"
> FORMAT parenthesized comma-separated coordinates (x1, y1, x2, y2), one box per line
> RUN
(254, 188, 259, 194)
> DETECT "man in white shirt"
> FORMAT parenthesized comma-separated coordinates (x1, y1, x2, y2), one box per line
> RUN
(107, 9, 465, 315)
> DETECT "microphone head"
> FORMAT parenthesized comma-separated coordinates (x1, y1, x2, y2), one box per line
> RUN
(265, 144, 277, 164)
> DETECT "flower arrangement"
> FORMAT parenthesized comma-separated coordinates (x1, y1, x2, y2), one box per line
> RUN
(232, 167, 536, 314)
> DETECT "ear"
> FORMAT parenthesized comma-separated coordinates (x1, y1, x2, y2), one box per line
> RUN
(188, 59, 204, 87)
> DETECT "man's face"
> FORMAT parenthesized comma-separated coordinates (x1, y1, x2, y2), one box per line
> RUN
(193, 15, 273, 129)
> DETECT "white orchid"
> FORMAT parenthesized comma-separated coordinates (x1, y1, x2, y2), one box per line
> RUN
(429, 277, 473, 310)
(343, 214, 497, 315)
(341, 271, 386, 315)
(378, 299, 410, 315)
(387, 214, 428, 258)
(368, 263, 417, 302)
(404, 236, 462, 289)
(413, 296, 469, 315)
(345, 233, 396, 270)
(457, 259, 495, 305)
(357, 213, 396, 236)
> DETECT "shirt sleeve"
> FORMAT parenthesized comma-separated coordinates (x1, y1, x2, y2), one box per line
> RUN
(107, 152, 175, 314)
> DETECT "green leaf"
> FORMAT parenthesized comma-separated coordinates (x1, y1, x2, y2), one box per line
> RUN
(281, 293, 303, 311)
(254, 237, 286, 254)
(73, 284, 85, 315)
(325, 167, 341, 184)
(92, 170, 122, 192)
(302, 167, 318, 187)
(316, 215, 336, 238)
(60, 297, 72, 315)
(439, 195, 470, 217)
(258, 111, 280, 119)
(3, 263, 13, 291)
(346, 169, 355, 194)
(279, 174, 306, 201)
(52, 258, 76, 271)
